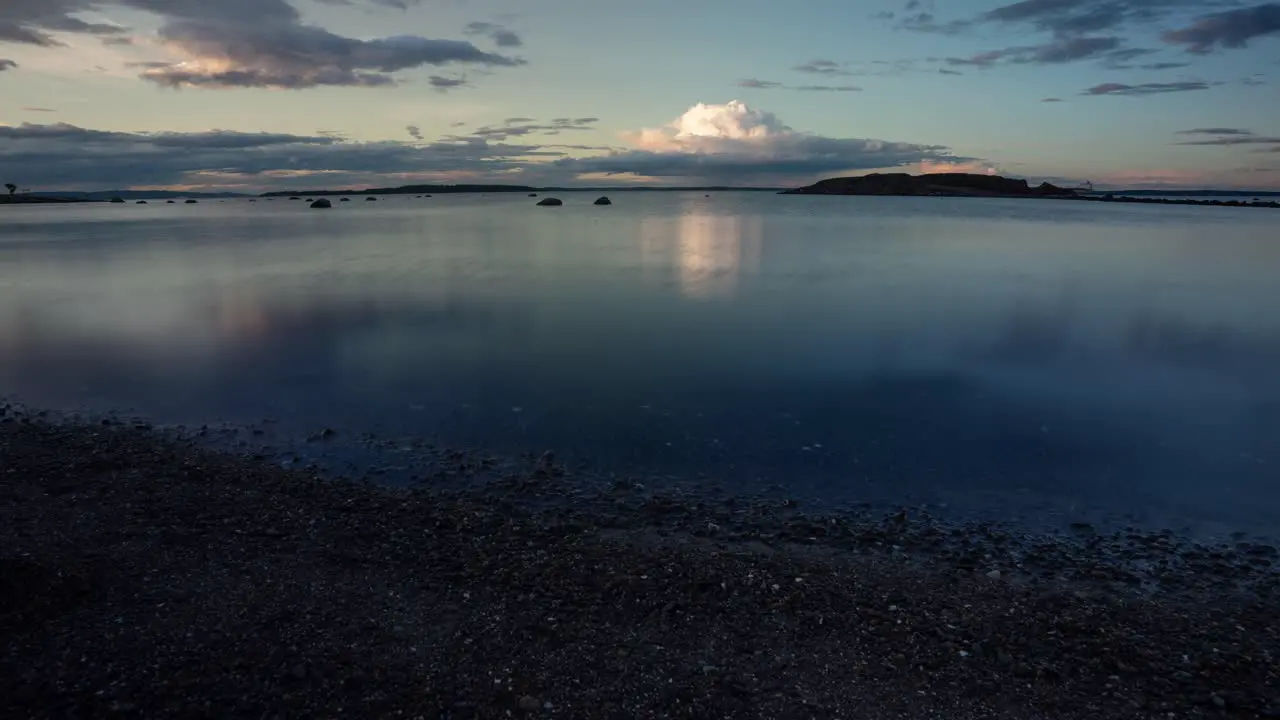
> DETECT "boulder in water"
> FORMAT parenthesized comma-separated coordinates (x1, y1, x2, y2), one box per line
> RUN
(136, 200, 147, 204)
(289, 197, 301, 201)
(366, 197, 378, 202)
(536, 198, 563, 206)
(185, 199, 198, 204)
(594, 196, 612, 206)
(108, 197, 125, 204)
(529, 193, 538, 197)
(166, 200, 175, 204)
(310, 198, 332, 209)
(340, 198, 350, 202)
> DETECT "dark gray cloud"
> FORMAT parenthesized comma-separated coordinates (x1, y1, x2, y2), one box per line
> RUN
(1177, 128, 1254, 135)
(427, 75, 469, 90)
(889, 0, 1257, 73)
(1174, 130, 1280, 145)
(0, 0, 126, 47)
(738, 78, 784, 89)
(938, 68, 963, 75)
(945, 36, 1123, 67)
(974, 0, 1241, 35)
(460, 117, 600, 142)
(1163, 3, 1280, 53)
(1042, 97, 1064, 102)
(0, 0, 525, 89)
(736, 78, 861, 92)
(406, 125, 423, 141)
(793, 59, 855, 76)
(463, 21, 522, 48)
(0, 121, 571, 189)
(0, 58, 16, 71)
(23, 107, 57, 112)
(793, 84, 862, 92)
(1082, 80, 1212, 95)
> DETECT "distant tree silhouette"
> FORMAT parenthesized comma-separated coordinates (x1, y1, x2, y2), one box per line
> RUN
(4, 183, 15, 196)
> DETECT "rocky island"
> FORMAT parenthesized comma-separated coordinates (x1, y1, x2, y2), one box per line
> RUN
(783, 172, 1076, 198)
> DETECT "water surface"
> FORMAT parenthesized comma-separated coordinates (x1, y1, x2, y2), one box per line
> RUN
(2, 193, 1277, 533)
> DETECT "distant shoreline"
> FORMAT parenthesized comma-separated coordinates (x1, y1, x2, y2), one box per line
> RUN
(4, 182, 1278, 209)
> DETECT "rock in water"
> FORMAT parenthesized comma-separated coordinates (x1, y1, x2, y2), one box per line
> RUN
(166, 200, 175, 204)
(537, 198, 563, 206)
(594, 196, 612, 205)
(529, 193, 538, 197)
(184, 199, 198, 204)
(366, 197, 378, 202)
(136, 200, 147, 204)
(340, 198, 350, 202)
(310, 199, 332, 209)
(108, 197, 125, 204)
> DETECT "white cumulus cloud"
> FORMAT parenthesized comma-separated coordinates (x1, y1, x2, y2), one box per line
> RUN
(558, 100, 977, 184)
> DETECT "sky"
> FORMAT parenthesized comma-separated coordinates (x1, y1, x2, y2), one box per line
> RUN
(1, 0, 1278, 192)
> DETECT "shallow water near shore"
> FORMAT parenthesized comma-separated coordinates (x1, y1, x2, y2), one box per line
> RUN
(1, 193, 1278, 536)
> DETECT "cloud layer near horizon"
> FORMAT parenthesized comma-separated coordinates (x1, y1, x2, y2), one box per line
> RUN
(0, 102, 978, 190)
(0, 0, 524, 88)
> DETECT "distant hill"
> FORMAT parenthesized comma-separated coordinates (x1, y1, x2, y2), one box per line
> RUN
(261, 184, 782, 197)
(0, 195, 93, 205)
(783, 173, 1076, 198)
(1088, 189, 1280, 198)
(47, 190, 252, 200)
(261, 184, 537, 197)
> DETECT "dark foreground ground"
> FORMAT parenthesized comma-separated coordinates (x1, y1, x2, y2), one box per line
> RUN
(2, 411, 1278, 719)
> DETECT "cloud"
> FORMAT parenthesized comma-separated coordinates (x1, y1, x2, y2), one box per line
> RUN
(0, 0, 127, 47)
(553, 100, 973, 184)
(1177, 128, 1254, 136)
(0, 103, 975, 190)
(945, 36, 1124, 68)
(427, 75, 469, 91)
(793, 59, 855, 76)
(463, 21, 522, 48)
(892, 0, 1260, 72)
(1174, 130, 1280, 146)
(1041, 97, 1064, 102)
(22, 107, 57, 112)
(0, 1, 525, 89)
(736, 78, 860, 92)
(1163, 3, 1280, 53)
(1082, 81, 1212, 95)
(0, 58, 16, 71)
(0, 120, 569, 189)
(459, 117, 600, 142)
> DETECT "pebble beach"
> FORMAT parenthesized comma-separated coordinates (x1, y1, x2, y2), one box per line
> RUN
(2, 407, 1278, 719)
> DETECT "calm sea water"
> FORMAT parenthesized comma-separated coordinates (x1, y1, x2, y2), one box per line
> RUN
(2, 193, 1278, 532)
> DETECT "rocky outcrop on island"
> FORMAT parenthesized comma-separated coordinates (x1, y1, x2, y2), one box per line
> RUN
(594, 196, 612, 205)
(309, 199, 332, 209)
(537, 198, 563, 206)
(784, 173, 1076, 198)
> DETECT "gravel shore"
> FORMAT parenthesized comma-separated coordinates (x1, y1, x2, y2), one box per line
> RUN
(2, 409, 1278, 719)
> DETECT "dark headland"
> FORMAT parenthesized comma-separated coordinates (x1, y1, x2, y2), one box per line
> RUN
(783, 172, 1280, 209)
(783, 172, 1076, 198)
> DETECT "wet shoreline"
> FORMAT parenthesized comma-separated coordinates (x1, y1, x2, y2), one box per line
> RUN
(3, 406, 1278, 718)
